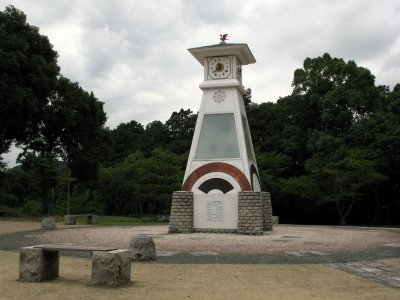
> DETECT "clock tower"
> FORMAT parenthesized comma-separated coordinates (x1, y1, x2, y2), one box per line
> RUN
(169, 40, 273, 235)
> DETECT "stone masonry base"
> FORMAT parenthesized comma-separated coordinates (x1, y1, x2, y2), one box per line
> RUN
(169, 191, 273, 235)
(237, 192, 264, 235)
(168, 191, 194, 233)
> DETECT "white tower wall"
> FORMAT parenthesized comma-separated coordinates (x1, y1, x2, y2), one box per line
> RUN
(180, 43, 261, 230)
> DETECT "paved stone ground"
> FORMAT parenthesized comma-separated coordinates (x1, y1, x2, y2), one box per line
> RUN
(1, 224, 400, 290)
(1, 227, 400, 264)
(329, 261, 400, 289)
(154, 246, 400, 265)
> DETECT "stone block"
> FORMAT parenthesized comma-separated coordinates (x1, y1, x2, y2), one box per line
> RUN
(87, 214, 99, 225)
(41, 217, 56, 230)
(262, 192, 273, 231)
(129, 235, 156, 261)
(238, 191, 264, 235)
(169, 191, 193, 233)
(19, 246, 59, 282)
(157, 215, 170, 222)
(64, 215, 76, 225)
(91, 249, 131, 287)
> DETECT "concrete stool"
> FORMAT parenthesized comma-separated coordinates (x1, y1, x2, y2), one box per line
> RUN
(129, 235, 156, 261)
(91, 250, 131, 287)
(41, 217, 56, 230)
(64, 215, 76, 225)
(87, 214, 99, 225)
(19, 246, 59, 281)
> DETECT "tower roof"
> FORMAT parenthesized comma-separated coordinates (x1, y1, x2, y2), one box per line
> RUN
(188, 43, 256, 66)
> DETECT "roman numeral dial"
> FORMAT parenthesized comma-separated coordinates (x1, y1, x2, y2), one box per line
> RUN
(208, 56, 231, 79)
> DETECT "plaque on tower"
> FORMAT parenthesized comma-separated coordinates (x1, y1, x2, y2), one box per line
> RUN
(168, 38, 273, 235)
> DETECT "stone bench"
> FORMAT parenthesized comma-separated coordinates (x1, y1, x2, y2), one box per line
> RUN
(19, 244, 131, 287)
(64, 214, 99, 225)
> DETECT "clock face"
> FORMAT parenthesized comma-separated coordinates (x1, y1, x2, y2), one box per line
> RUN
(208, 56, 231, 79)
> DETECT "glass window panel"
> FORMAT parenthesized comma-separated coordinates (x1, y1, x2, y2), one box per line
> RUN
(195, 113, 240, 159)
(242, 115, 255, 161)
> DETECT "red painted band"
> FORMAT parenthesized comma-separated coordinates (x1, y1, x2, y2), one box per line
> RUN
(182, 162, 252, 191)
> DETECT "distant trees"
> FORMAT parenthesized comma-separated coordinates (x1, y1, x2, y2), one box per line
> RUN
(249, 53, 400, 225)
(97, 149, 183, 216)
(95, 109, 196, 216)
(165, 109, 197, 154)
(1, 6, 399, 224)
(106, 109, 196, 163)
(109, 121, 144, 163)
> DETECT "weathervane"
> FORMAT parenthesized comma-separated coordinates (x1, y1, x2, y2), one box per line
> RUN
(219, 33, 229, 43)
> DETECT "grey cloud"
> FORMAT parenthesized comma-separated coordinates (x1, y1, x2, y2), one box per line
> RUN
(1, 0, 400, 129)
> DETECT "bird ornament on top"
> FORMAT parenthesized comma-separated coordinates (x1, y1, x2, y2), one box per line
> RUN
(219, 33, 229, 43)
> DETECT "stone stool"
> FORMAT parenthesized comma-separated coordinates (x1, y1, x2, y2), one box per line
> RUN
(19, 246, 59, 281)
(129, 235, 156, 261)
(41, 217, 56, 230)
(64, 215, 76, 225)
(91, 250, 131, 287)
(87, 214, 99, 224)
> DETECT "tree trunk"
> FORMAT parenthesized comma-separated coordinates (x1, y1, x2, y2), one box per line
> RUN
(336, 199, 354, 226)
(339, 215, 346, 226)
(42, 187, 49, 215)
(372, 186, 380, 224)
(335, 201, 346, 225)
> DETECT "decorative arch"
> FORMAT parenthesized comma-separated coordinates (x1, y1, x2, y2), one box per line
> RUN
(198, 178, 235, 194)
(182, 162, 252, 191)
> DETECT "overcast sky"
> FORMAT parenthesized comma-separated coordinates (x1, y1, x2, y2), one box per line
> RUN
(2, 0, 400, 165)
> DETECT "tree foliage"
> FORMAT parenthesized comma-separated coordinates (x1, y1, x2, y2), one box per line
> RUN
(0, 6, 59, 154)
(109, 121, 144, 163)
(0, 6, 108, 213)
(249, 53, 399, 225)
(165, 108, 197, 154)
(96, 149, 183, 216)
(1, 5, 399, 225)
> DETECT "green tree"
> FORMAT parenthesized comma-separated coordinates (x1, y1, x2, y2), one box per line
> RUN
(109, 121, 144, 163)
(283, 142, 385, 225)
(243, 88, 252, 107)
(0, 6, 59, 156)
(248, 102, 285, 151)
(23, 77, 108, 182)
(249, 53, 388, 224)
(136, 149, 183, 215)
(96, 151, 142, 215)
(17, 77, 108, 213)
(349, 84, 400, 223)
(17, 152, 60, 214)
(292, 53, 378, 130)
(140, 121, 170, 157)
(165, 109, 197, 154)
(96, 149, 183, 216)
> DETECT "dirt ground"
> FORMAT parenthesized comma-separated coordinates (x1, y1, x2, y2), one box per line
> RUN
(1, 219, 400, 299)
(0, 218, 88, 235)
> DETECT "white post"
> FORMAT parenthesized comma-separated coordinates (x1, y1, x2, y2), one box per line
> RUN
(67, 169, 70, 215)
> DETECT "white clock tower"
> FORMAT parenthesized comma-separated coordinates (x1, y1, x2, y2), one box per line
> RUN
(169, 40, 273, 235)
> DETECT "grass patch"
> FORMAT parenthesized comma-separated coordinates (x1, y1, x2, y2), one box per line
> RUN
(75, 215, 165, 226)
